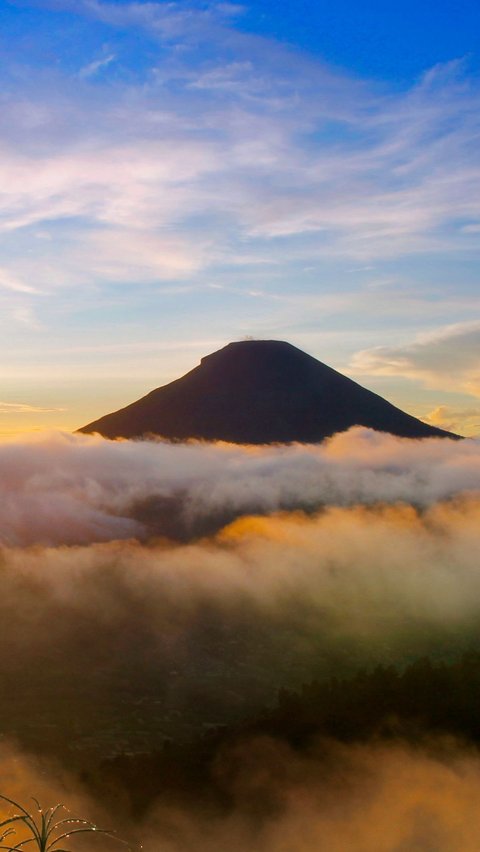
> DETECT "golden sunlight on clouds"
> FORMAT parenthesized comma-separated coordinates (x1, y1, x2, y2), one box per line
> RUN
(423, 405, 480, 438)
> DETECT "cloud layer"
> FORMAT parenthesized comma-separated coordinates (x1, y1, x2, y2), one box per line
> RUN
(0, 429, 479, 846)
(0, 431, 478, 758)
(0, 428, 478, 546)
(3, 733, 480, 851)
(141, 739, 480, 852)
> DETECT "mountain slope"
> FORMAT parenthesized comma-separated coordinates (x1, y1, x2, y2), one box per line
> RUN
(79, 340, 457, 442)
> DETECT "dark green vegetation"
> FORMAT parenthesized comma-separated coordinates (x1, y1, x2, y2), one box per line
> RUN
(88, 653, 480, 817)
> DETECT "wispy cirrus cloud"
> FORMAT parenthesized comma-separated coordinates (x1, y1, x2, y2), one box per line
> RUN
(82, 0, 246, 38)
(0, 402, 64, 414)
(78, 52, 116, 79)
(1, 5, 480, 302)
(0, 268, 38, 294)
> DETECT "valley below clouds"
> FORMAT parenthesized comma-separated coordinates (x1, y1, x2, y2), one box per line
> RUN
(1, 429, 480, 850)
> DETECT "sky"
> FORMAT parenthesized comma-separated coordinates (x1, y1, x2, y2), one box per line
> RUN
(0, 0, 479, 436)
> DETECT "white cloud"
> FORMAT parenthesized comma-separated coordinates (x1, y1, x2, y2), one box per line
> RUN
(0, 427, 477, 547)
(351, 322, 480, 397)
(78, 52, 116, 79)
(82, 0, 245, 42)
(82, 228, 216, 280)
(0, 268, 37, 294)
(0, 6, 479, 301)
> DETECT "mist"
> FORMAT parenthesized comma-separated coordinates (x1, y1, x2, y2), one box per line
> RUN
(0, 427, 478, 546)
(3, 737, 480, 852)
(0, 428, 479, 849)
(141, 738, 480, 852)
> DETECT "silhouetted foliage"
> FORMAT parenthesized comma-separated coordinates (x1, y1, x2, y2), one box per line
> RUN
(91, 652, 480, 817)
(0, 794, 130, 851)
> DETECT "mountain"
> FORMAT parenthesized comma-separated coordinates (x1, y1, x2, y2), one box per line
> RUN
(79, 340, 457, 443)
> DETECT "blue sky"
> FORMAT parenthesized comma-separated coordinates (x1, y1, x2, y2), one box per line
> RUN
(0, 0, 479, 435)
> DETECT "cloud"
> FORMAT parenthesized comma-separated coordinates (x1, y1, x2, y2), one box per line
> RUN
(0, 430, 479, 844)
(0, 401, 64, 414)
(139, 739, 480, 852)
(79, 52, 116, 79)
(0, 430, 479, 709)
(0, 267, 37, 294)
(1, 488, 480, 760)
(424, 405, 480, 438)
(351, 321, 480, 398)
(0, 427, 478, 547)
(82, 0, 246, 41)
(1, 9, 480, 307)
(5, 735, 480, 852)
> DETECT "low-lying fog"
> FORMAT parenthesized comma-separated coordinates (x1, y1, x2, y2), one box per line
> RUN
(0, 427, 479, 851)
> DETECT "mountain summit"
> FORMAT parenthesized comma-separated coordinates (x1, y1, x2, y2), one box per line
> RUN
(79, 340, 456, 442)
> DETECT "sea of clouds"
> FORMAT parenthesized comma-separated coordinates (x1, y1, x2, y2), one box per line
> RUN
(1, 426, 479, 546)
(0, 428, 480, 850)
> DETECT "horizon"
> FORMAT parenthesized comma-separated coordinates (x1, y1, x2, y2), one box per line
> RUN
(0, 0, 479, 438)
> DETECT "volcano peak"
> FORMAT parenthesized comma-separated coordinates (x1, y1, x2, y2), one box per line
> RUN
(79, 339, 457, 443)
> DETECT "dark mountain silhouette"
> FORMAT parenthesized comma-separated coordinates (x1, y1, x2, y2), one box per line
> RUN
(79, 340, 457, 442)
